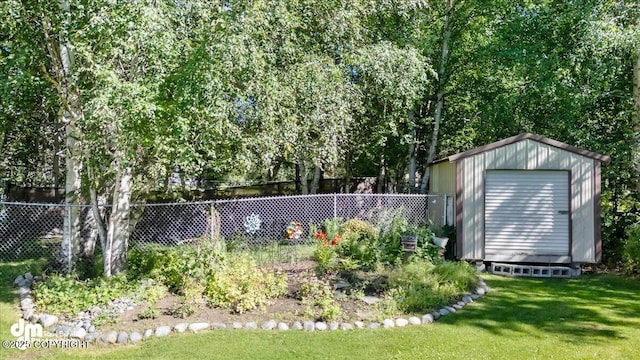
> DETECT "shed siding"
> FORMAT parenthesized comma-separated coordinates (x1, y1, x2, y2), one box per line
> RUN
(459, 139, 596, 262)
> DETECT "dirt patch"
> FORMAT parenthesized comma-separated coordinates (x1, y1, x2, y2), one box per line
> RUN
(99, 260, 384, 333)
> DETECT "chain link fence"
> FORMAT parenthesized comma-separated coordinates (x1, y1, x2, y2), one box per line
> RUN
(0, 193, 448, 269)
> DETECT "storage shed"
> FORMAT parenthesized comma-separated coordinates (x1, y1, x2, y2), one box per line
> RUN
(429, 133, 610, 265)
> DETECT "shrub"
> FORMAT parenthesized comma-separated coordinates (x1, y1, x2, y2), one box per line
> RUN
(204, 254, 287, 313)
(33, 274, 138, 317)
(385, 259, 477, 313)
(299, 277, 342, 321)
(624, 223, 640, 274)
(337, 218, 381, 271)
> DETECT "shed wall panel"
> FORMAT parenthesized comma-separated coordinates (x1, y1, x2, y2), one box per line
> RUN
(458, 139, 597, 262)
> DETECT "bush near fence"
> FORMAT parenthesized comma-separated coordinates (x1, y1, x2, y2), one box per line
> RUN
(0, 194, 447, 270)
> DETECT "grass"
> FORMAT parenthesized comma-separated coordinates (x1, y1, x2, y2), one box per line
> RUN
(1, 261, 639, 360)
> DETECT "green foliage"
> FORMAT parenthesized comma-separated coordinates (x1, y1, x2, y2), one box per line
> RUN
(299, 277, 341, 321)
(204, 254, 287, 314)
(385, 259, 477, 313)
(32, 274, 138, 316)
(623, 223, 640, 274)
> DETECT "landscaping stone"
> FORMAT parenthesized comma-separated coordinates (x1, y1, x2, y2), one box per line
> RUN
(333, 291, 347, 300)
(39, 314, 59, 328)
(245, 322, 258, 330)
(431, 311, 441, 320)
(291, 321, 303, 330)
(422, 314, 434, 324)
(53, 325, 71, 337)
(303, 321, 315, 331)
(382, 319, 395, 328)
(84, 332, 99, 343)
(130, 332, 142, 343)
(20, 297, 33, 308)
(361, 296, 381, 305)
(117, 331, 128, 344)
(188, 323, 210, 332)
(355, 311, 376, 320)
(409, 316, 421, 325)
(328, 322, 339, 331)
(445, 306, 456, 313)
(462, 295, 473, 304)
(470, 294, 480, 300)
(29, 314, 40, 324)
(277, 322, 289, 331)
(143, 329, 153, 339)
(174, 323, 188, 333)
(354, 321, 365, 329)
(22, 308, 34, 320)
(395, 318, 408, 327)
(457, 301, 466, 307)
(155, 326, 172, 337)
(211, 322, 227, 329)
(24, 273, 33, 282)
(340, 323, 354, 330)
(14, 275, 24, 286)
(262, 320, 277, 330)
(453, 304, 463, 310)
(232, 322, 243, 329)
(70, 326, 87, 339)
(103, 331, 118, 344)
(82, 320, 92, 330)
(18, 287, 30, 298)
(315, 322, 327, 331)
(438, 308, 450, 317)
(88, 325, 96, 333)
(368, 322, 380, 329)
(476, 287, 486, 296)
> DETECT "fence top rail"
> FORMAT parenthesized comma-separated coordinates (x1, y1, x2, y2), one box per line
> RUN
(0, 193, 443, 208)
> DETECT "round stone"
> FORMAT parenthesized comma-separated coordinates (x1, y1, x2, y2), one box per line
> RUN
(261, 320, 277, 330)
(277, 322, 289, 331)
(395, 318, 408, 327)
(130, 332, 142, 343)
(116, 331, 128, 344)
(315, 322, 327, 331)
(382, 319, 395, 328)
(408, 317, 421, 325)
(291, 321, 303, 330)
(422, 314, 434, 324)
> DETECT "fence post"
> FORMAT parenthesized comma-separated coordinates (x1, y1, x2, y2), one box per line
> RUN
(210, 201, 214, 243)
(333, 194, 338, 219)
(443, 194, 448, 227)
(67, 204, 72, 274)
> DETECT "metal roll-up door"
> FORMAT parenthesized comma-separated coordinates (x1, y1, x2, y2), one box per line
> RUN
(485, 170, 570, 257)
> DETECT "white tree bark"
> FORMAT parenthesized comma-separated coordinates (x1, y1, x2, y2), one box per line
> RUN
(104, 165, 133, 276)
(46, 0, 84, 271)
(420, 0, 453, 193)
(634, 47, 640, 190)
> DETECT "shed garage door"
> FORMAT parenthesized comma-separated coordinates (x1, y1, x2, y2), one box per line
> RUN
(485, 170, 570, 259)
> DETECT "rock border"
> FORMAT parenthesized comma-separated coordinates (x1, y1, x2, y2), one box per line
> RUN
(13, 273, 489, 345)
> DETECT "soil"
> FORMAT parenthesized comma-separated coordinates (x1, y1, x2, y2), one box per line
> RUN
(99, 260, 387, 333)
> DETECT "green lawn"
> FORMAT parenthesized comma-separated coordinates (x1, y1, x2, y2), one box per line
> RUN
(1, 260, 639, 360)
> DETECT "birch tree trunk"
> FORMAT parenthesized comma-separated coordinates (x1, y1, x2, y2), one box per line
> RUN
(104, 165, 133, 276)
(310, 166, 321, 194)
(45, 0, 84, 272)
(407, 120, 417, 192)
(299, 160, 309, 194)
(420, 0, 453, 193)
(633, 47, 640, 190)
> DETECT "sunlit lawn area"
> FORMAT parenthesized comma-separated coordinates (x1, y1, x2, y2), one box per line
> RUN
(1, 260, 639, 360)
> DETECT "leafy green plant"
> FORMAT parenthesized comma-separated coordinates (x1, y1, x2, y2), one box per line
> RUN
(204, 254, 287, 313)
(299, 277, 342, 321)
(137, 307, 160, 320)
(385, 259, 477, 313)
(623, 223, 640, 274)
(33, 274, 138, 316)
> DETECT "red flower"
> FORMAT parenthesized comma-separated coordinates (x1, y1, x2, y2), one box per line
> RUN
(315, 230, 327, 240)
(330, 234, 341, 246)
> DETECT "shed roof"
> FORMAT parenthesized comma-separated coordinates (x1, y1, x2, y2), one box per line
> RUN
(433, 133, 611, 164)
